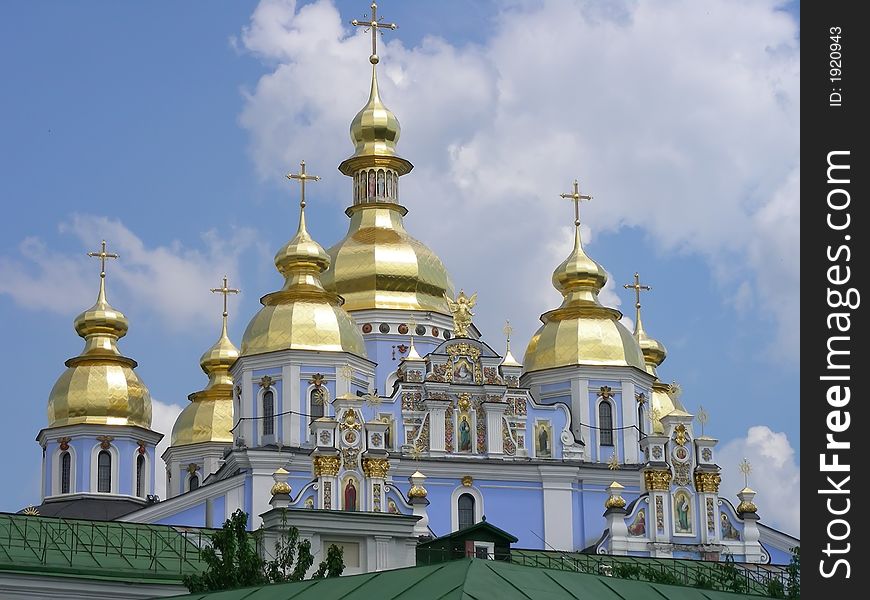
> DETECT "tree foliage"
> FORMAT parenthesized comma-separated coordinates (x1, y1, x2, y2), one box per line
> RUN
(184, 509, 344, 593)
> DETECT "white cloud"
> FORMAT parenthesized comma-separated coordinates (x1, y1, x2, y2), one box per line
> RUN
(718, 425, 800, 536)
(151, 398, 184, 500)
(0, 215, 258, 331)
(237, 0, 799, 362)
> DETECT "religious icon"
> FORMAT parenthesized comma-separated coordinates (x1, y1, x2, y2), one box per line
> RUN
(627, 509, 646, 536)
(368, 170, 376, 198)
(388, 499, 399, 514)
(721, 513, 741, 540)
(358, 172, 366, 201)
(344, 479, 358, 511)
(674, 491, 692, 533)
(458, 415, 472, 452)
(377, 170, 385, 197)
(386, 171, 392, 198)
(455, 358, 472, 383)
(390, 172, 397, 199)
(535, 422, 552, 458)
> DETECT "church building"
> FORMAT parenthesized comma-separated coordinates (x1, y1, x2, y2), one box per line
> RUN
(28, 2, 798, 569)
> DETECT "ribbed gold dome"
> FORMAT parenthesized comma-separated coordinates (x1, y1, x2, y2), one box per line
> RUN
(322, 204, 454, 313)
(47, 274, 151, 428)
(172, 312, 239, 446)
(524, 226, 645, 373)
(241, 200, 366, 357)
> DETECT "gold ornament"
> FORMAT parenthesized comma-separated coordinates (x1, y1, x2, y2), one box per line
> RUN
(607, 454, 621, 470)
(457, 393, 472, 414)
(21, 506, 40, 516)
(694, 472, 721, 493)
(739, 458, 752, 487)
(461, 475, 473, 487)
(644, 469, 672, 491)
(673, 423, 688, 447)
(271, 481, 292, 495)
(445, 290, 477, 338)
(313, 455, 340, 477)
(362, 458, 390, 479)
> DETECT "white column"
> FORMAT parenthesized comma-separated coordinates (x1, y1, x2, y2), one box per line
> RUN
(286, 363, 301, 446)
(575, 378, 590, 447)
(425, 400, 450, 455)
(539, 466, 575, 551)
(484, 403, 508, 456)
(622, 380, 638, 463)
(242, 369, 254, 447)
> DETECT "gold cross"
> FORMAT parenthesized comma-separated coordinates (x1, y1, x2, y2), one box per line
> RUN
(87, 240, 119, 277)
(738, 458, 752, 487)
(559, 179, 593, 227)
(285, 160, 321, 209)
(210, 275, 240, 319)
(503, 319, 513, 342)
(623, 272, 652, 313)
(351, 2, 398, 65)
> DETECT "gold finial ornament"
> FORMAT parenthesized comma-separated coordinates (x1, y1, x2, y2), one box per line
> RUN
(739, 458, 752, 487)
(172, 276, 241, 446)
(21, 505, 40, 516)
(605, 481, 627, 510)
(47, 241, 153, 428)
(607, 454, 620, 470)
(351, 2, 397, 66)
(444, 290, 477, 337)
(697, 406, 709, 436)
(271, 467, 292, 496)
(524, 180, 645, 373)
(241, 162, 366, 358)
(408, 470, 428, 499)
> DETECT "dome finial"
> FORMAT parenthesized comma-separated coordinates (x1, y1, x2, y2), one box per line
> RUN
(86, 239, 119, 305)
(623, 272, 667, 376)
(351, 2, 398, 66)
(274, 160, 330, 280)
(210, 275, 240, 338)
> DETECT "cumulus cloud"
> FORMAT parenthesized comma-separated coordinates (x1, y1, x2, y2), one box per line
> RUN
(151, 398, 184, 500)
(237, 0, 799, 361)
(0, 214, 258, 330)
(719, 425, 800, 536)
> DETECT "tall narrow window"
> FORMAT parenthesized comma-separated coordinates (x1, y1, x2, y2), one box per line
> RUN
(60, 451, 71, 494)
(136, 454, 145, 497)
(189, 474, 199, 491)
(97, 450, 112, 493)
(599, 402, 614, 447)
(458, 493, 475, 530)
(637, 405, 645, 437)
(310, 388, 324, 424)
(263, 390, 274, 437)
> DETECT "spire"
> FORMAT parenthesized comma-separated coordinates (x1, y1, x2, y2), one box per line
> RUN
(199, 276, 240, 392)
(75, 240, 127, 357)
(623, 272, 667, 376)
(500, 319, 521, 367)
(551, 180, 607, 302)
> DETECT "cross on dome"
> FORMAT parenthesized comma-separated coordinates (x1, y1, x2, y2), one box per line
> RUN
(210, 275, 240, 320)
(286, 160, 321, 209)
(351, 2, 398, 65)
(87, 239, 119, 278)
(559, 179, 593, 227)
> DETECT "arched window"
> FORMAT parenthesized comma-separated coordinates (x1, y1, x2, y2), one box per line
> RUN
(189, 474, 199, 491)
(637, 404, 645, 438)
(60, 451, 71, 494)
(309, 388, 324, 424)
(97, 450, 112, 493)
(458, 493, 475, 530)
(599, 402, 614, 447)
(136, 454, 145, 497)
(263, 390, 275, 437)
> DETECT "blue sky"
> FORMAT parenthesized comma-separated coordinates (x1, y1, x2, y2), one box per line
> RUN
(0, 0, 799, 533)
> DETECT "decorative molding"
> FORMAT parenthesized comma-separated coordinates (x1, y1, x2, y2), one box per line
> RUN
(644, 469, 672, 491)
(694, 472, 722, 493)
(362, 458, 390, 479)
(313, 455, 341, 477)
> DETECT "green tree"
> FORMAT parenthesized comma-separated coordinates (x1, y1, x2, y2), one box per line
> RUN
(785, 546, 800, 599)
(184, 509, 345, 593)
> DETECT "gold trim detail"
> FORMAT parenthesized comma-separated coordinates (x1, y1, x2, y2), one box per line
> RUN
(694, 472, 721, 493)
(313, 455, 341, 477)
(644, 469, 672, 491)
(362, 458, 390, 479)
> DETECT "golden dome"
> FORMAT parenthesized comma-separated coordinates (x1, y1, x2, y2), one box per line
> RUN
(48, 272, 151, 428)
(322, 204, 454, 313)
(326, 62, 453, 313)
(523, 225, 645, 373)
(241, 198, 366, 357)
(172, 287, 240, 446)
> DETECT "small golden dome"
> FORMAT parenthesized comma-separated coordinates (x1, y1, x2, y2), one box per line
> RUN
(322, 204, 455, 314)
(349, 66, 401, 160)
(241, 199, 366, 358)
(524, 226, 645, 373)
(172, 299, 240, 446)
(48, 274, 152, 428)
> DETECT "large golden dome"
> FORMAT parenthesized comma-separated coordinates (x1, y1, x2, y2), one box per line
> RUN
(325, 63, 453, 314)
(47, 271, 151, 428)
(241, 196, 366, 357)
(523, 225, 645, 373)
(322, 204, 454, 313)
(172, 283, 240, 446)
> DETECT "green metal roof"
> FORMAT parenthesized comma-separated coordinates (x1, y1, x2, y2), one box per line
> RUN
(162, 557, 769, 599)
(0, 512, 208, 584)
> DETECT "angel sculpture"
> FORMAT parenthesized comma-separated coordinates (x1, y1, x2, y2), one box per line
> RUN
(444, 290, 477, 337)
